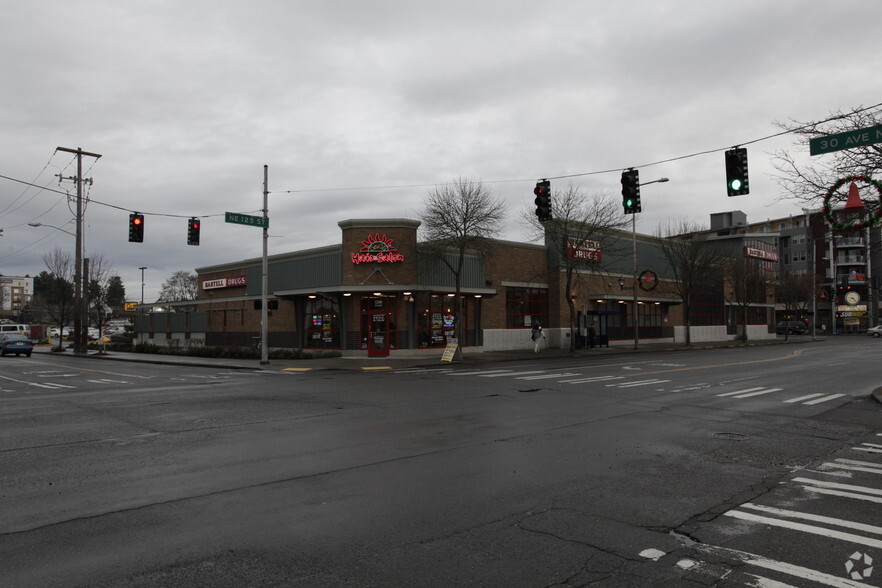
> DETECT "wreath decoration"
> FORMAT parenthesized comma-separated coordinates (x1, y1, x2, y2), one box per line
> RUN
(822, 175, 882, 231)
(638, 269, 659, 291)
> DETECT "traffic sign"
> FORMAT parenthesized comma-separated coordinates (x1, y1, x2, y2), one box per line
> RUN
(224, 212, 268, 228)
(809, 124, 882, 155)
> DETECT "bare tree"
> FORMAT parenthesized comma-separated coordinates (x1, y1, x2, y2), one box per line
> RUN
(771, 104, 882, 206)
(158, 270, 198, 302)
(85, 254, 114, 337)
(419, 178, 506, 358)
(655, 220, 729, 346)
(775, 271, 815, 340)
(39, 248, 75, 350)
(522, 184, 628, 351)
(724, 255, 773, 342)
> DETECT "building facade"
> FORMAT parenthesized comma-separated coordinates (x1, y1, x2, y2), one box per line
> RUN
(135, 217, 780, 354)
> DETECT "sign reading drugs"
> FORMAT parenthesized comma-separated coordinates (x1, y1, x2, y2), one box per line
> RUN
(566, 237, 601, 263)
(203, 276, 247, 290)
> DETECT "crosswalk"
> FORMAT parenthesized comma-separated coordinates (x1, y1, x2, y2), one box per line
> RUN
(392, 367, 850, 407)
(640, 433, 882, 586)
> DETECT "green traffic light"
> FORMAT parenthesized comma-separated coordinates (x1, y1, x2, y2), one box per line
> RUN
(625, 199, 633, 208)
(729, 178, 743, 191)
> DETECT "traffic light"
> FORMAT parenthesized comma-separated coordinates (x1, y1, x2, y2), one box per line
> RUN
(534, 180, 551, 221)
(725, 147, 749, 196)
(187, 217, 201, 246)
(621, 169, 641, 214)
(128, 213, 144, 243)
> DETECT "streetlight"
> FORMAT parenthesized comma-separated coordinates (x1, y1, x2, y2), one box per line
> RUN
(28, 222, 76, 237)
(139, 267, 147, 304)
(631, 177, 669, 350)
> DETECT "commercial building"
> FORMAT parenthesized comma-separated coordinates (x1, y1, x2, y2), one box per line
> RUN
(136, 217, 780, 355)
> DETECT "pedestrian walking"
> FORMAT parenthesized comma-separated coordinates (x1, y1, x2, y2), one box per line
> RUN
(531, 324, 544, 352)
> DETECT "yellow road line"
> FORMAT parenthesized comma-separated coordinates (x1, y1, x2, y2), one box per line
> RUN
(282, 367, 313, 372)
(623, 347, 810, 378)
(361, 366, 392, 371)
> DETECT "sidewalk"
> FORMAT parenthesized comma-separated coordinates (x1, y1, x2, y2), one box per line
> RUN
(34, 336, 822, 373)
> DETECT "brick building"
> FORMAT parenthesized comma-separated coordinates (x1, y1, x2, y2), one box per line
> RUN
(136, 217, 778, 355)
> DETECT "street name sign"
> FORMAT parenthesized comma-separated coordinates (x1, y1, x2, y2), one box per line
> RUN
(810, 124, 882, 156)
(225, 212, 268, 228)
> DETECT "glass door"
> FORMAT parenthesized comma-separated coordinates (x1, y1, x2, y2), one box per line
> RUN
(368, 311, 389, 357)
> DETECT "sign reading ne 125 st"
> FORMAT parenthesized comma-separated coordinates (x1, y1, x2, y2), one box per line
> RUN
(225, 212, 268, 228)
(810, 124, 882, 155)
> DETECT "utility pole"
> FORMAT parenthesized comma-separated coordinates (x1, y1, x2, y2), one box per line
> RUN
(261, 165, 269, 365)
(57, 146, 102, 355)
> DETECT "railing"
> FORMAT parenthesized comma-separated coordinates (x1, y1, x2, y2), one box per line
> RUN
(835, 237, 865, 247)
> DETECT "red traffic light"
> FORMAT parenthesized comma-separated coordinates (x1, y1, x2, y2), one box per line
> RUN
(133, 217, 142, 225)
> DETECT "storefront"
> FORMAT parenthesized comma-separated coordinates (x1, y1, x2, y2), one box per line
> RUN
(132, 216, 776, 354)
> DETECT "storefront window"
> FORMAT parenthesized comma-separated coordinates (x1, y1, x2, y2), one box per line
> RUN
(417, 294, 462, 347)
(505, 287, 548, 328)
(304, 296, 341, 349)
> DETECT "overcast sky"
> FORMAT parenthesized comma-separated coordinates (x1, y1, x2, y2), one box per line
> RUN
(1, 1, 880, 303)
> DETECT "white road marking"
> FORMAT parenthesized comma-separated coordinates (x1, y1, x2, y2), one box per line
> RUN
(516, 373, 580, 380)
(480, 370, 546, 378)
(717, 387, 766, 397)
(696, 542, 878, 588)
(741, 502, 882, 536)
(561, 375, 624, 384)
(724, 509, 882, 549)
(612, 379, 671, 388)
(804, 393, 847, 405)
(783, 393, 824, 403)
(793, 477, 882, 497)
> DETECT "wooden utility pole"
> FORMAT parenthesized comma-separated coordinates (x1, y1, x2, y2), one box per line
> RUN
(56, 146, 102, 355)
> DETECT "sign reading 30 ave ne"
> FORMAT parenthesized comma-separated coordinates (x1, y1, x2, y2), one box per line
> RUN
(810, 123, 882, 155)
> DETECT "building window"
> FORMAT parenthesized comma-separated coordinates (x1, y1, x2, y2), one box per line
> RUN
(505, 287, 548, 329)
(304, 296, 341, 349)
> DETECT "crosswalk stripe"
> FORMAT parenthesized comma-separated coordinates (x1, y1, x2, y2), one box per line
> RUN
(717, 387, 766, 397)
(30, 382, 76, 389)
(560, 376, 623, 384)
(803, 393, 846, 405)
(792, 477, 882, 497)
(783, 393, 824, 403)
(516, 373, 580, 380)
(445, 369, 512, 376)
(741, 502, 882, 536)
(724, 509, 882, 549)
(823, 459, 882, 475)
(612, 379, 670, 388)
(734, 388, 781, 398)
(480, 370, 545, 378)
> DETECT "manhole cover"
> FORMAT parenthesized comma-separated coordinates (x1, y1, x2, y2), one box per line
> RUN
(713, 432, 749, 441)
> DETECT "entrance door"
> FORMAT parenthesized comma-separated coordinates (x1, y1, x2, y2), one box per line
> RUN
(368, 311, 389, 357)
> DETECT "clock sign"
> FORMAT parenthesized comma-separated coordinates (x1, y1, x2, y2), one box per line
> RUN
(845, 291, 860, 306)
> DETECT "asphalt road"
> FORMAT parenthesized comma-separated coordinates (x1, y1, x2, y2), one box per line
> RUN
(1, 338, 880, 587)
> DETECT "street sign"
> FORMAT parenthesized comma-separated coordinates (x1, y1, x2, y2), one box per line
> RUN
(810, 124, 882, 155)
(224, 212, 268, 228)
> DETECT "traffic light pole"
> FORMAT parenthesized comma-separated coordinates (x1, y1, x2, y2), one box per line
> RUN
(631, 211, 639, 350)
(260, 165, 269, 365)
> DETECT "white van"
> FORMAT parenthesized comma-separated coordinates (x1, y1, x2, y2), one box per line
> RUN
(0, 324, 30, 336)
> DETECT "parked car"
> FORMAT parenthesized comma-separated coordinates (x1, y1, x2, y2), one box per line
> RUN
(776, 320, 808, 335)
(867, 325, 882, 337)
(0, 333, 34, 357)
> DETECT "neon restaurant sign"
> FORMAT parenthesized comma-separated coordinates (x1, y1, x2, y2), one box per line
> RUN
(351, 233, 406, 264)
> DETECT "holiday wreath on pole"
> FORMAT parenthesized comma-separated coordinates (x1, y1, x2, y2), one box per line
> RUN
(822, 175, 882, 231)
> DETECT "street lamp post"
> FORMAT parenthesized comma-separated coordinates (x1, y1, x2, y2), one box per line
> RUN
(632, 177, 669, 350)
(139, 267, 147, 304)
